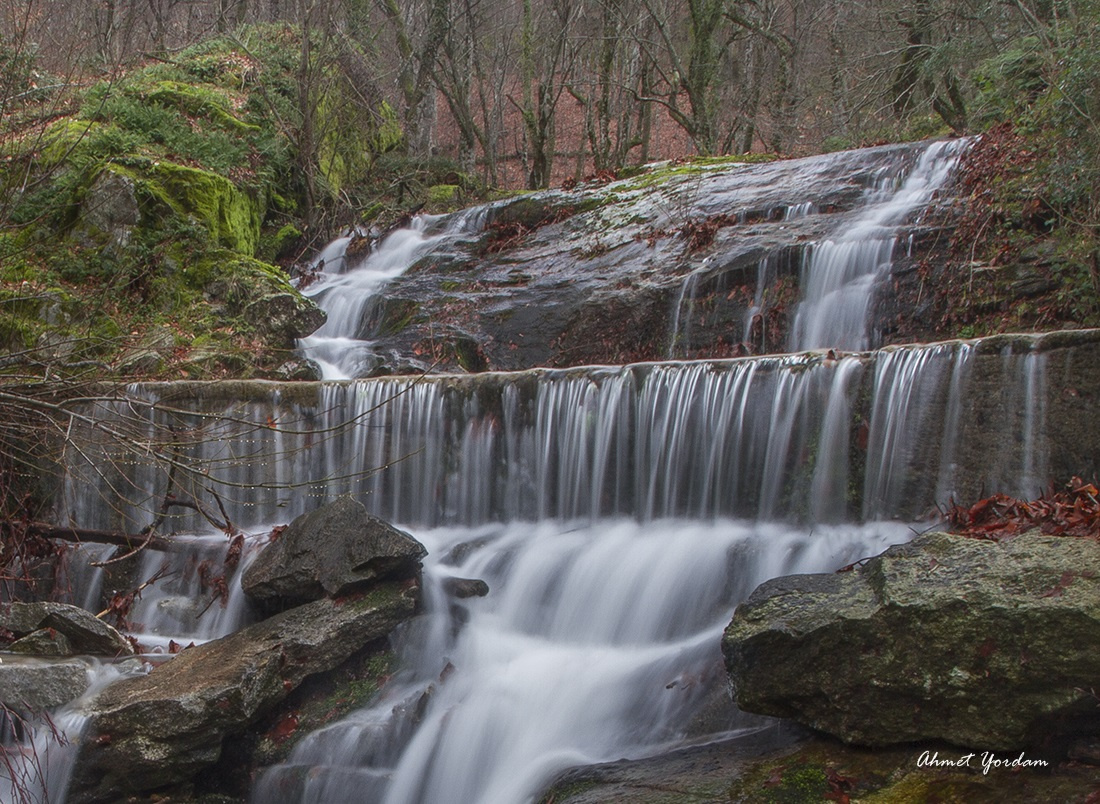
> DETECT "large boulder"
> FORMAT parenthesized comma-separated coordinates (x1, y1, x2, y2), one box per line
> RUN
(0, 602, 134, 657)
(723, 531, 1100, 751)
(242, 496, 427, 602)
(71, 581, 417, 802)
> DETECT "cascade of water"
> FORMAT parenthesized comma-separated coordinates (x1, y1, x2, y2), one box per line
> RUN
(789, 139, 968, 352)
(0, 661, 141, 804)
(253, 518, 913, 804)
(46, 334, 1065, 804)
(30, 136, 1072, 804)
(60, 339, 1056, 533)
(299, 208, 490, 379)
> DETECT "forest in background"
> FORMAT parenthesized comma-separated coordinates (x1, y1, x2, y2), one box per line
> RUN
(1, 0, 1100, 559)
(4, 0, 1098, 185)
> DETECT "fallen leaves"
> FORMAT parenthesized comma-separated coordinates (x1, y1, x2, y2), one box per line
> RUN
(944, 477, 1100, 541)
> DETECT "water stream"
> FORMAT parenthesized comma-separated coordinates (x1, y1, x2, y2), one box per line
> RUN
(299, 209, 490, 380)
(7, 138, 1066, 803)
(789, 138, 968, 351)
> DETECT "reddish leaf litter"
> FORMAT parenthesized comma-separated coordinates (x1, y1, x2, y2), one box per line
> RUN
(944, 477, 1100, 541)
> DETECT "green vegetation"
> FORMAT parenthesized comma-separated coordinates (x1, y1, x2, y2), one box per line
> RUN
(940, 11, 1100, 335)
(0, 25, 482, 381)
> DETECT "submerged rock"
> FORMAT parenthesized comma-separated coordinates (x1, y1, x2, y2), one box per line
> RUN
(242, 496, 427, 603)
(0, 602, 134, 657)
(442, 577, 490, 598)
(723, 531, 1100, 751)
(71, 581, 417, 802)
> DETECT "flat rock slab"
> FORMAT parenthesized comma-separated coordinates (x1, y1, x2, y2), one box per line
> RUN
(242, 495, 427, 602)
(0, 602, 133, 657)
(723, 530, 1100, 750)
(71, 581, 417, 802)
(543, 732, 1100, 804)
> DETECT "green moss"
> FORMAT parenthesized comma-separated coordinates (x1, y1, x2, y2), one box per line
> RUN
(257, 223, 302, 263)
(536, 779, 600, 803)
(619, 154, 778, 191)
(36, 119, 110, 167)
(110, 162, 263, 255)
(0, 312, 38, 349)
(145, 81, 260, 133)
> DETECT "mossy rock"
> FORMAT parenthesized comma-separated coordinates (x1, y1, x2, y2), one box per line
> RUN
(109, 162, 264, 255)
(194, 250, 325, 346)
(145, 81, 260, 133)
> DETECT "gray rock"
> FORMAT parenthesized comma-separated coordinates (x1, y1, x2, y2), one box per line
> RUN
(71, 581, 417, 802)
(80, 169, 139, 249)
(0, 602, 134, 657)
(245, 291, 326, 346)
(242, 496, 427, 602)
(0, 660, 89, 711)
(273, 357, 323, 380)
(9, 628, 74, 656)
(442, 577, 490, 598)
(723, 530, 1100, 751)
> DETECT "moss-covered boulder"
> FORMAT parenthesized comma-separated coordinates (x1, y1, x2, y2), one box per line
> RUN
(70, 581, 418, 802)
(723, 530, 1100, 751)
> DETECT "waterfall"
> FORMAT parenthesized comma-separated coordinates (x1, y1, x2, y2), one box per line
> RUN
(29, 136, 1084, 803)
(253, 519, 911, 804)
(59, 340, 1056, 533)
(299, 208, 490, 379)
(789, 138, 968, 351)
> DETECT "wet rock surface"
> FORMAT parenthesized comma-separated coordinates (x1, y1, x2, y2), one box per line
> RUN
(0, 659, 90, 712)
(540, 730, 1100, 804)
(242, 495, 427, 603)
(70, 582, 418, 802)
(723, 530, 1100, 751)
(355, 142, 963, 373)
(0, 602, 134, 657)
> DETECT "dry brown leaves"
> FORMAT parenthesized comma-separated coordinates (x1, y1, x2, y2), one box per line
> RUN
(944, 476, 1100, 541)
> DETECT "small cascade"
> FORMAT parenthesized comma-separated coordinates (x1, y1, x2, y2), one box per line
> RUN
(253, 518, 912, 804)
(0, 661, 141, 804)
(790, 138, 969, 351)
(299, 208, 490, 379)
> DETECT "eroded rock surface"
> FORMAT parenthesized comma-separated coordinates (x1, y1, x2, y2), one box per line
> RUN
(71, 582, 417, 802)
(0, 602, 134, 657)
(0, 660, 90, 711)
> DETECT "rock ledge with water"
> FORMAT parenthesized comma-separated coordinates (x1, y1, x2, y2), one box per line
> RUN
(242, 495, 427, 603)
(71, 580, 417, 802)
(723, 530, 1100, 751)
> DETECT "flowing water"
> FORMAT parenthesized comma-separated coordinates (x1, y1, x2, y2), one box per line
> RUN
(299, 209, 490, 380)
(11, 139, 1067, 803)
(253, 519, 912, 804)
(665, 138, 966, 358)
(789, 138, 968, 351)
(45, 338, 1053, 804)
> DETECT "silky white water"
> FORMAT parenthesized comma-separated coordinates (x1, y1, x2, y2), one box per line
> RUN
(790, 139, 968, 351)
(299, 209, 489, 379)
(0, 661, 140, 804)
(254, 518, 912, 804)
